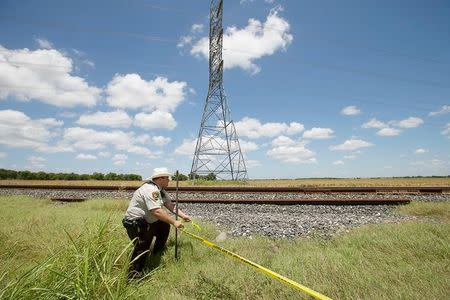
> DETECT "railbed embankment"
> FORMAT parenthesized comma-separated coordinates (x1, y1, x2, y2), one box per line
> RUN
(1, 187, 448, 238)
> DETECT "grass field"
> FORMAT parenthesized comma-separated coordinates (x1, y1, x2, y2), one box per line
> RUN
(1, 176, 450, 187)
(0, 196, 449, 299)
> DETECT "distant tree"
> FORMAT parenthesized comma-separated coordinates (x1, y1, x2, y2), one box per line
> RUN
(104, 172, 118, 180)
(188, 172, 216, 181)
(91, 172, 105, 180)
(79, 174, 90, 180)
(65, 173, 79, 180)
(205, 173, 217, 181)
(0, 168, 140, 181)
(123, 174, 142, 181)
(18, 171, 32, 180)
(172, 173, 188, 181)
(36, 171, 48, 180)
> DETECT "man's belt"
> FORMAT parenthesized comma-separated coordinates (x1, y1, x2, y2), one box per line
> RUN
(122, 218, 148, 228)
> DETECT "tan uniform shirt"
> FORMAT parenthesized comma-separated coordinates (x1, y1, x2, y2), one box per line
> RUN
(124, 182, 172, 223)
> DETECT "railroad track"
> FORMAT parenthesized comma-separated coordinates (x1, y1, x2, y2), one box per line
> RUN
(6, 184, 448, 205)
(0, 184, 449, 193)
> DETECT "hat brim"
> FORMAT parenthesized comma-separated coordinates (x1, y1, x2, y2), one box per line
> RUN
(150, 173, 172, 180)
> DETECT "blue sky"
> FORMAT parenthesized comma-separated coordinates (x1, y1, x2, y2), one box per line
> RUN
(0, 0, 449, 179)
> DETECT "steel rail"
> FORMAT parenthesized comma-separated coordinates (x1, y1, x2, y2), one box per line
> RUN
(46, 196, 409, 205)
(0, 184, 449, 193)
(176, 198, 410, 205)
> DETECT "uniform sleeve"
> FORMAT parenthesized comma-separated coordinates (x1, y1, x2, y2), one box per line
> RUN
(142, 186, 164, 211)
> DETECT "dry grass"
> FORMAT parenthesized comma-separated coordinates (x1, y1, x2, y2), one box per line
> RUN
(1, 177, 449, 187)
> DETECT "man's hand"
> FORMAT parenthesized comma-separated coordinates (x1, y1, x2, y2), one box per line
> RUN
(182, 215, 192, 222)
(173, 220, 184, 229)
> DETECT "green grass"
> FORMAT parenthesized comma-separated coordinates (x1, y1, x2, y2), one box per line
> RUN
(397, 201, 450, 221)
(0, 196, 449, 299)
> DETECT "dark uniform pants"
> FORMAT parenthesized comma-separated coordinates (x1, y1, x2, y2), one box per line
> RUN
(123, 219, 170, 275)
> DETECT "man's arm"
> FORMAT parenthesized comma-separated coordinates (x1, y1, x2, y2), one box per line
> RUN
(151, 207, 184, 228)
(164, 201, 191, 222)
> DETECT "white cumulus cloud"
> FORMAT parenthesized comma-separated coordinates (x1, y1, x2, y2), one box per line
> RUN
(191, 24, 204, 33)
(34, 38, 53, 49)
(62, 127, 159, 158)
(377, 127, 402, 136)
(362, 118, 387, 129)
(0, 152, 7, 158)
(76, 153, 97, 160)
(27, 155, 46, 168)
(0, 109, 69, 152)
(152, 136, 171, 146)
(134, 111, 177, 130)
(106, 74, 187, 112)
(394, 117, 423, 128)
(415, 148, 428, 154)
(235, 117, 304, 139)
(0, 45, 101, 107)
(363, 116, 423, 136)
(343, 154, 357, 160)
(174, 138, 197, 156)
(341, 106, 361, 116)
(98, 151, 111, 157)
(245, 159, 261, 168)
(174, 137, 256, 156)
(112, 153, 128, 166)
(330, 139, 373, 151)
(303, 127, 334, 139)
(238, 139, 259, 152)
(271, 136, 295, 147)
(188, 7, 293, 74)
(429, 105, 450, 117)
(267, 140, 316, 164)
(76, 110, 132, 128)
(442, 123, 450, 138)
(333, 160, 344, 165)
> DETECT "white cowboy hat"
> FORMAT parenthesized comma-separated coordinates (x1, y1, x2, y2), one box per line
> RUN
(145, 167, 172, 181)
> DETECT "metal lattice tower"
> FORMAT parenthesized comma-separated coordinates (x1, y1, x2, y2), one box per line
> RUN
(191, 0, 248, 181)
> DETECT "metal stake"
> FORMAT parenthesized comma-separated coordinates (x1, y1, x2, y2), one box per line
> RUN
(175, 170, 179, 260)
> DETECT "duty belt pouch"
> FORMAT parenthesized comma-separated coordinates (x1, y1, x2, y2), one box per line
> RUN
(122, 218, 147, 231)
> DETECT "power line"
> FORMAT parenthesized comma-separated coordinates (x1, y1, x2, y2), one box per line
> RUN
(2, 11, 448, 68)
(0, 59, 177, 71)
(222, 47, 450, 89)
(296, 32, 449, 66)
(0, 60, 70, 70)
(349, 97, 448, 112)
(132, 1, 450, 66)
(0, 16, 177, 43)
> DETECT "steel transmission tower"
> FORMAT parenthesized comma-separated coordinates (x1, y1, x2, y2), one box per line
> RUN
(191, 0, 248, 180)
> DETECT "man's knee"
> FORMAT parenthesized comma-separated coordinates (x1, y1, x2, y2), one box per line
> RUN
(134, 236, 152, 249)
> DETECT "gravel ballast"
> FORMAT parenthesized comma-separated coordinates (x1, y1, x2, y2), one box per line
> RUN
(1, 188, 448, 238)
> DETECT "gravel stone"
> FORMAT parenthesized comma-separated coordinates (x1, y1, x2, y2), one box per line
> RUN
(1, 188, 448, 239)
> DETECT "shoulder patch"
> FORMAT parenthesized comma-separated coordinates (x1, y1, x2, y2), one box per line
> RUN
(152, 191, 160, 201)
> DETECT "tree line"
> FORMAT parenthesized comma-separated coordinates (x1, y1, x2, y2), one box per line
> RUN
(0, 168, 217, 181)
(0, 169, 142, 181)
(172, 172, 217, 181)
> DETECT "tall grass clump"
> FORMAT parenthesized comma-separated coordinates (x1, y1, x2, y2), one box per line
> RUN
(0, 218, 144, 300)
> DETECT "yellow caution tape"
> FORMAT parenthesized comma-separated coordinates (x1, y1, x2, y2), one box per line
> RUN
(189, 220, 202, 232)
(181, 228, 332, 300)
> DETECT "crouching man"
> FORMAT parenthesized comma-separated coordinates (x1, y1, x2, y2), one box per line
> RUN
(123, 167, 191, 278)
